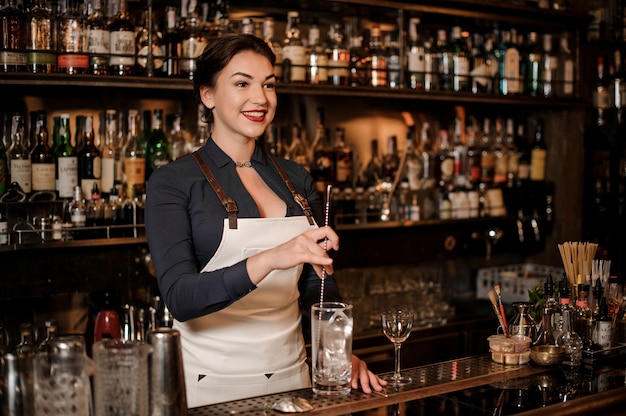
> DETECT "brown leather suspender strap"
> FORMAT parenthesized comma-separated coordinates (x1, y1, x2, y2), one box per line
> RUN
(267, 154, 316, 226)
(192, 151, 239, 229)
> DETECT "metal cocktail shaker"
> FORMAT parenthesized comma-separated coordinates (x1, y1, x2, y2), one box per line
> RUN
(147, 327, 187, 416)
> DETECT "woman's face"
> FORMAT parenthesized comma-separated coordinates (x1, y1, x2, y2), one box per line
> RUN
(203, 50, 277, 142)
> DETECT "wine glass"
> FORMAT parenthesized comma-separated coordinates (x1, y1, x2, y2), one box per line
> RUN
(381, 309, 414, 385)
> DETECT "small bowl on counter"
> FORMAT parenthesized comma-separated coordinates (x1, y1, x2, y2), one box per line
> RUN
(530, 345, 565, 366)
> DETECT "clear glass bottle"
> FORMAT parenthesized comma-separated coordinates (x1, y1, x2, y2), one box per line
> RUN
(0, 0, 27, 72)
(382, 135, 400, 186)
(364, 138, 383, 189)
(86, 0, 109, 75)
(38, 318, 58, 352)
(57, 0, 89, 74)
(386, 30, 401, 89)
(529, 118, 547, 181)
(179, 0, 207, 80)
(594, 296, 612, 349)
(368, 24, 387, 88)
(557, 34, 574, 97)
(326, 23, 349, 86)
(407, 17, 425, 90)
(452, 117, 467, 189)
(30, 110, 56, 192)
(465, 118, 481, 188)
(307, 21, 328, 85)
(136, 9, 165, 77)
(262, 17, 283, 80)
(55, 113, 78, 199)
(573, 283, 592, 342)
(556, 308, 583, 367)
(69, 184, 86, 228)
(534, 304, 556, 346)
(282, 11, 306, 83)
(495, 29, 521, 95)
(163, 6, 180, 77)
(78, 115, 102, 200)
(541, 33, 557, 98)
(101, 109, 117, 196)
(434, 29, 452, 91)
(9, 114, 32, 194)
(403, 125, 424, 191)
(26, 0, 56, 73)
(492, 118, 508, 185)
(15, 322, 37, 358)
(169, 113, 188, 161)
(479, 118, 495, 186)
(333, 127, 353, 188)
(436, 129, 454, 189)
(108, 0, 135, 75)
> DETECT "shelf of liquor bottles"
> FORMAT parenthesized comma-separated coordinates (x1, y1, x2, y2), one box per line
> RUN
(0, 72, 587, 108)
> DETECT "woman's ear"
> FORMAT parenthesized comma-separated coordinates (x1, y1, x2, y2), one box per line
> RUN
(199, 86, 214, 109)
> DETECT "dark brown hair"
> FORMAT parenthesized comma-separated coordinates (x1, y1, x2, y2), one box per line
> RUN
(194, 34, 276, 123)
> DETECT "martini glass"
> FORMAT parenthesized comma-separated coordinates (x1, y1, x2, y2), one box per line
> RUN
(381, 309, 414, 385)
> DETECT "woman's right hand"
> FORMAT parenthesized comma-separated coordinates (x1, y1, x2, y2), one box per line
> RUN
(246, 226, 339, 285)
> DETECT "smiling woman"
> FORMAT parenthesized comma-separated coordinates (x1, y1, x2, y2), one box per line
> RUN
(144, 34, 385, 408)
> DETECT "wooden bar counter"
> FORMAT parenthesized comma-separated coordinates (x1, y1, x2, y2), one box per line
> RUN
(188, 354, 626, 415)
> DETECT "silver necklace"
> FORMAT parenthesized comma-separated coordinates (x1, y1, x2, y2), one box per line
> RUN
(234, 161, 253, 168)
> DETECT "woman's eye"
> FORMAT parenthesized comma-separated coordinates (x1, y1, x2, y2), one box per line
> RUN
(264, 82, 276, 90)
(235, 81, 248, 87)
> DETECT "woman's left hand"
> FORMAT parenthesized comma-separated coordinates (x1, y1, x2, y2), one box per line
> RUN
(351, 355, 388, 394)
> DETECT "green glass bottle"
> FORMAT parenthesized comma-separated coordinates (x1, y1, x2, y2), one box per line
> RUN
(55, 113, 78, 199)
(146, 109, 171, 180)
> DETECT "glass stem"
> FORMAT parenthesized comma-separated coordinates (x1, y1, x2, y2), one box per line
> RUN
(394, 342, 402, 378)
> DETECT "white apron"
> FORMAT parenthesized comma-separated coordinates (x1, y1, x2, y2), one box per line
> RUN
(176, 214, 318, 407)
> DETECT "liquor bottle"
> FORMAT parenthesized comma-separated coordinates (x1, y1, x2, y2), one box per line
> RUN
(282, 11, 306, 83)
(465, 118, 481, 188)
(368, 24, 387, 88)
(516, 121, 530, 186)
(30, 111, 55, 192)
(55, 113, 78, 199)
(407, 17, 425, 90)
(69, 185, 86, 230)
(419, 122, 437, 189)
(57, 0, 89, 74)
(592, 277, 604, 316)
(310, 108, 333, 192)
(262, 17, 283, 80)
(15, 323, 36, 358)
(435, 129, 454, 189)
(404, 125, 424, 191)
(37, 318, 58, 353)
(108, 0, 135, 76)
(554, 275, 574, 338)
(146, 109, 171, 180)
(450, 26, 469, 92)
(326, 23, 350, 86)
(9, 114, 32, 194)
(347, 23, 367, 88)
(479, 118, 495, 186)
(26, 0, 56, 73)
(307, 21, 328, 85)
(452, 116, 467, 189)
(364, 139, 382, 188)
(556, 308, 583, 366)
(163, 6, 180, 77)
(286, 123, 308, 169)
(0, 0, 27, 72)
(94, 290, 122, 342)
(86, 182, 105, 237)
(504, 118, 519, 187)
(529, 118, 547, 181)
(382, 135, 400, 186)
(333, 127, 354, 188)
(86, 0, 109, 75)
(433, 29, 452, 91)
(594, 296, 612, 349)
(606, 276, 621, 319)
(573, 284, 592, 342)
(556, 34, 574, 97)
(136, 9, 165, 77)
(533, 304, 557, 346)
(101, 109, 117, 197)
(495, 29, 521, 95)
(386, 30, 401, 89)
(78, 115, 102, 199)
(541, 34, 557, 98)
(523, 31, 542, 96)
(492, 118, 508, 185)
(179, 0, 207, 80)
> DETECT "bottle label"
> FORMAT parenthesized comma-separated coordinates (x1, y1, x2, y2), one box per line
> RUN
(57, 156, 78, 198)
(562, 61, 574, 95)
(32, 162, 56, 191)
(71, 210, 86, 227)
(124, 157, 146, 187)
(0, 51, 27, 65)
(10, 159, 32, 193)
(370, 55, 387, 87)
(596, 321, 612, 349)
(327, 49, 350, 79)
(109, 31, 136, 66)
(308, 52, 328, 84)
(503, 48, 520, 94)
(530, 148, 546, 181)
(57, 53, 89, 69)
(88, 29, 110, 54)
(0, 220, 7, 245)
(27, 51, 56, 65)
(180, 37, 208, 73)
(101, 157, 115, 195)
(283, 44, 306, 82)
(137, 45, 165, 70)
